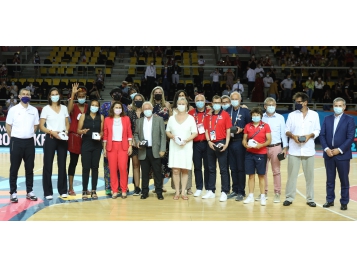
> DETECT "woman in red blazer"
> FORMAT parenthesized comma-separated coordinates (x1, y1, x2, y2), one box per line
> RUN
(103, 101, 133, 199)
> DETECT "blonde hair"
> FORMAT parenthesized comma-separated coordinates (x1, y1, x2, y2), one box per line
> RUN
(149, 86, 166, 107)
(131, 93, 145, 111)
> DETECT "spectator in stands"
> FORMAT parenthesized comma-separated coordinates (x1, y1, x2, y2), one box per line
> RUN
(255, 64, 264, 78)
(33, 51, 40, 79)
(263, 56, 272, 72)
(210, 68, 221, 96)
(345, 50, 354, 67)
(0, 81, 8, 114)
(280, 74, 294, 102)
(161, 63, 172, 99)
(145, 61, 157, 96)
(268, 79, 279, 101)
(314, 77, 325, 103)
(197, 55, 206, 87)
(13, 53, 21, 78)
(172, 62, 181, 89)
(305, 77, 314, 103)
(336, 47, 345, 67)
(322, 89, 333, 111)
(233, 55, 242, 78)
(251, 74, 264, 102)
(6, 93, 17, 111)
(0, 63, 8, 82)
(246, 66, 256, 100)
(9, 82, 18, 98)
(155, 46, 163, 58)
(96, 70, 104, 91)
(222, 84, 232, 97)
(89, 84, 103, 100)
(345, 68, 356, 88)
(263, 72, 274, 99)
(217, 57, 224, 75)
(26, 83, 39, 100)
(224, 68, 235, 89)
(232, 78, 244, 95)
(343, 82, 355, 105)
(248, 54, 257, 69)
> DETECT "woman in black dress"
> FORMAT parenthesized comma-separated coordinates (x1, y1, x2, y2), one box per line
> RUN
(77, 99, 104, 200)
(127, 93, 145, 195)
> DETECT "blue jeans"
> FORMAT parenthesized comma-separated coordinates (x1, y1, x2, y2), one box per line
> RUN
(207, 140, 229, 193)
(282, 88, 291, 102)
(269, 93, 277, 101)
(306, 88, 313, 103)
(228, 139, 246, 196)
(192, 141, 209, 191)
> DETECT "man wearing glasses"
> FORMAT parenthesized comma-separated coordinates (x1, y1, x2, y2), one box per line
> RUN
(284, 92, 320, 207)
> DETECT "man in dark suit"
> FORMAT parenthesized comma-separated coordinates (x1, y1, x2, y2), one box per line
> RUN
(161, 64, 172, 99)
(134, 101, 167, 200)
(320, 97, 356, 210)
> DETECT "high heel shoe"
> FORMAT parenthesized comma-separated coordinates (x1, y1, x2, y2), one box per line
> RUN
(91, 190, 98, 199)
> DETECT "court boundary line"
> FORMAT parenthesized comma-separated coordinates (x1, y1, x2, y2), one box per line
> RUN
(296, 163, 357, 221)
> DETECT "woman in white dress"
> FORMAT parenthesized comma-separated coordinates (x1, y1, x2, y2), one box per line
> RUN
(166, 97, 197, 200)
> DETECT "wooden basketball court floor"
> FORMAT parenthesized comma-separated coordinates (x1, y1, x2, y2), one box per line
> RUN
(0, 149, 356, 221)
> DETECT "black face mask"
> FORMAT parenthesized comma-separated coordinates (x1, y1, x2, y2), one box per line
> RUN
(134, 100, 143, 108)
(154, 94, 162, 101)
(112, 92, 122, 101)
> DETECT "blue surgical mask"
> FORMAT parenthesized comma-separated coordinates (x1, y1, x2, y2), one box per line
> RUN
(78, 98, 86, 104)
(252, 116, 261, 123)
(21, 96, 31, 104)
(195, 101, 205, 109)
(213, 104, 221, 111)
(130, 93, 137, 100)
(333, 107, 343, 115)
(266, 106, 276, 114)
(51, 95, 60, 102)
(90, 106, 99, 113)
(144, 110, 152, 117)
(231, 100, 239, 107)
(222, 104, 230, 110)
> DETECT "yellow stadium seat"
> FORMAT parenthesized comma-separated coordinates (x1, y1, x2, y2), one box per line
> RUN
(27, 78, 35, 83)
(183, 68, 190, 77)
(85, 51, 92, 58)
(327, 81, 334, 88)
(109, 51, 116, 59)
(73, 51, 81, 58)
(134, 79, 141, 86)
(105, 68, 112, 77)
(52, 79, 60, 86)
(48, 67, 56, 76)
(36, 78, 43, 84)
(185, 80, 193, 85)
(203, 80, 211, 86)
(44, 78, 52, 85)
(331, 70, 338, 78)
(40, 67, 47, 76)
(19, 78, 26, 85)
(128, 67, 135, 76)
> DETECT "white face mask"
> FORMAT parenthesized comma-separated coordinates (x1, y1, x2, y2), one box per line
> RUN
(177, 104, 186, 112)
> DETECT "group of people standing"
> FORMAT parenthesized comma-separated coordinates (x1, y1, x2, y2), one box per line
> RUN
(5, 83, 356, 211)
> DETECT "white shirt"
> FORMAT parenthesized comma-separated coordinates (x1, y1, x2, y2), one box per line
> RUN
(332, 113, 342, 149)
(247, 69, 256, 82)
(262, 112, 288, 147)
(145, 65, 156, 78)
(112, 118, 123, 141)
(198, 59, 205, 65)
(6, 103, 39, 139)
(285, 109, 320, 157)
(26, 85, 35, 94)
(143, 116, 153, 146)
(232, 83, 244, 93)
(281, 79, 294, 89)
(314, 80, 324, 89)
(210, 72, 221, 82)
(263, 77, 274, 88)
(40, 104, 69, 132)
(255, 67, 264, 77)
(6, 98, 17, 110)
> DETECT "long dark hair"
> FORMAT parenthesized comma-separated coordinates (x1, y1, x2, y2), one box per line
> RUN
(47, 87, 61, 106)
(86, 99, 101, 116)
(172, 90, 189, 110)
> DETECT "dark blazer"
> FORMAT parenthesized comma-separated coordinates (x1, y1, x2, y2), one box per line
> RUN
(161, 67, 172, 82)
(103, 116, 132, 152)
(134, 115, 166, 160)
(320, 113, 356, 160)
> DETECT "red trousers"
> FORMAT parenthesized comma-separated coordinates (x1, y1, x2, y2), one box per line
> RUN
(107, 141, 128, 193)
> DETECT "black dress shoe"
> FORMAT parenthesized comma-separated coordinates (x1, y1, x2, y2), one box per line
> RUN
(157, 193, 164, 200)
(140, 194, 148, 199)
(340, 204, 348, 210)
(283, 200, 292, 206)
(323, 201, 334, 208)
(306, 202, 316, 207)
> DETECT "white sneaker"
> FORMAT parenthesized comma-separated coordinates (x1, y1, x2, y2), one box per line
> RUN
(261, 196, 266, 206)
(61, 194, 68, 198)
(243, 195, 254, 204)
(194, 190, 202, 197)
(45, 195, 53, 200)
(255, 194, 268, 201)
(219, 192, 227, 202)
(202, 190, 215, 199)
